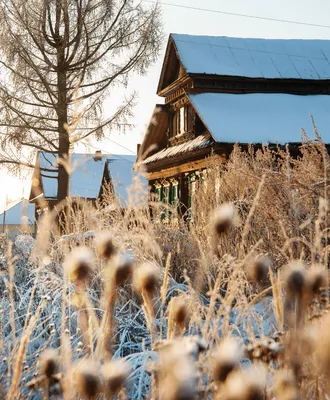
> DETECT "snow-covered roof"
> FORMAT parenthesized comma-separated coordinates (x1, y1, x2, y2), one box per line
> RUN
(0, 200, 34, 226)
(39, 152, 108, 199)
(38, 152, 142, 206)
(188, 93, 330, 145)
(142, 134, 212, 164)
(172, 34, 330, 80)
(106, 154, 144, 206)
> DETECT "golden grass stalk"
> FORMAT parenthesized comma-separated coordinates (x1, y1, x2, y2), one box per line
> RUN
(7, 243, 16, 341)
(269, 269, 284, 331)
(160, 252, 171, 306)
(98, 251, 134, 359)
(239, 174, 266, 256)
(7, 315, 37, 399)
(60, 333, 73, 400)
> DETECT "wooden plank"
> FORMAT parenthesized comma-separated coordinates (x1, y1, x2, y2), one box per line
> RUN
(146, 155, 226, 180)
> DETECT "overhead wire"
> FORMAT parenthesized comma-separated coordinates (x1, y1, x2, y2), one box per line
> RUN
(80, 142, 136, 164)
(142, 0, 330, 29)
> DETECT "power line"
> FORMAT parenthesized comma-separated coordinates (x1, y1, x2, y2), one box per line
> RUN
(0, 131, 137, 158)
(143, 0, 330, 29)
(97, 137, 137, 155)
(83, 142, 136, 164)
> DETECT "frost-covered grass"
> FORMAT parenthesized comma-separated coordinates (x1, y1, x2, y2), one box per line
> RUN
(1, 139, 330, 399)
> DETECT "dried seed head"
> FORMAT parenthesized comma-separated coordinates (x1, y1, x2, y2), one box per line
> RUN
(308, 265, 326, 294)
(182, 336, 207, 360)
(133, 262, 160, 295)
(102, 359, 131, 395)
(213, 337, 243, 382)
(74, 361, 101, 399)
(246, 256, 271, 284)
(274, 370, 299, 400)
(158, 341, 198, 400)
(63, 247, 94, 282)
(284, 262, 307, 298)
(169, 296, 190, 327)
(211, 203, 235, 235)
(39, 349, 58, 378)
(112, 251, 135, 286)
(96, 232, 118, 260)
(224, 364, 267, 400)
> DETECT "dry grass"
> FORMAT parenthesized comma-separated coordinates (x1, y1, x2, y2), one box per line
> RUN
(1, 139, 330, 398)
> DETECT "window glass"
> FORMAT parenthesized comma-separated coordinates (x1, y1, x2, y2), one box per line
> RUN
(155, 187, 162, 201)
(179, 106, 185, 134)
(163, 185, 170, 204)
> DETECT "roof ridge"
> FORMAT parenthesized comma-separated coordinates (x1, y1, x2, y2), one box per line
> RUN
(171, 33, 328, 42)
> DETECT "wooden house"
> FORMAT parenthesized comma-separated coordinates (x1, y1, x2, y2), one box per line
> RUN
(136, 34, 330, 217)
(29, 151, 143, 227)
(0, 199, 35, 238)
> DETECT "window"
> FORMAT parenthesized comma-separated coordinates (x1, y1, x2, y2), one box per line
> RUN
(179, 106, 185, 134)
(170, 105, 188, 137)
(170, 179, 180, 214)
(154, 179, 181, 221)
(187, 173, 199, 222)
(154, 183, 162, 201)
(163, 184, 170, 204)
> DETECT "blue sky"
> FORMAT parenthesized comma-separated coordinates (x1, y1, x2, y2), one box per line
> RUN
(2, 0, 330, 211)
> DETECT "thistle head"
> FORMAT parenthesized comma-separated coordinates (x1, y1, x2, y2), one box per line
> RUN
(211, 203, 235, 236)
(112, 251, 135, 286)
(284, 262, 307, 299)
(133, 261, 160, 295)
(212, 337, 243, 382)
(74, 360, 101, 399)
(307, 264, 326, 294)
(96, 232, 118, 260)
(223, 364, 267, 400)
(63, 246, 95, 283)
(158, 340, 198, 400)
(246, 256, 271, 284)
(102, 359, 131, 396)
(169, 295, 190, 327)
(39, 349, 58, 378)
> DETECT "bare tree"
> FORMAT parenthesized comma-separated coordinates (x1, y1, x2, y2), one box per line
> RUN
(0, 0, 162, 202)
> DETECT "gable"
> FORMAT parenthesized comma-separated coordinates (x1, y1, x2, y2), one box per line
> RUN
(157, 36, 188, 94)
(137, 105, 169, 162)
(188, 92, 330, 145)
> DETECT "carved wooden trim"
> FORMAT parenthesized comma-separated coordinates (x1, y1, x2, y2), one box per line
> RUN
(146, 155, 226, 181)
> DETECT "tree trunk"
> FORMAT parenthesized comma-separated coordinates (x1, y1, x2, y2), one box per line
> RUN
(56, 33, 70, 232)
(57, 45, 69, 203)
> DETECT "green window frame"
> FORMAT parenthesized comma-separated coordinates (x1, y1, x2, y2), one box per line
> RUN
(155, 187, 162, 201)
